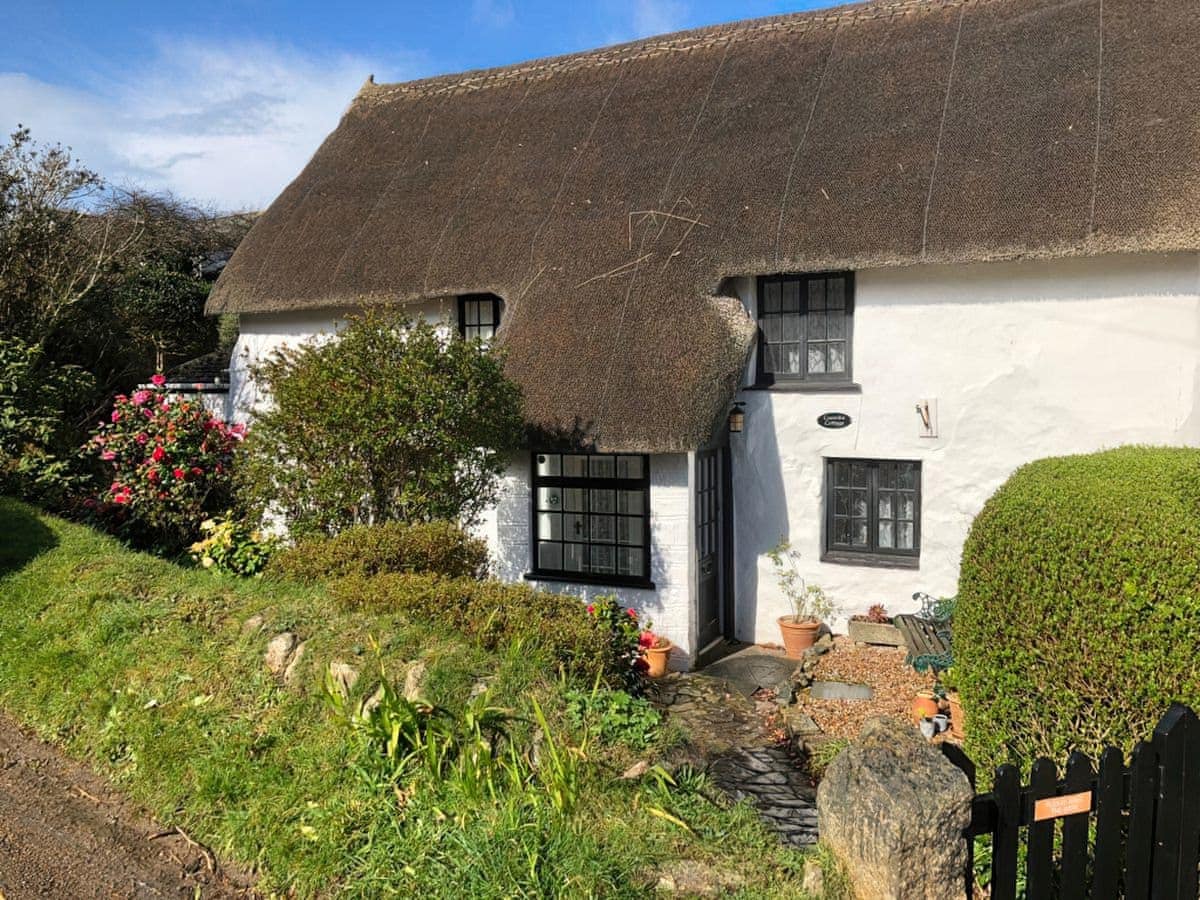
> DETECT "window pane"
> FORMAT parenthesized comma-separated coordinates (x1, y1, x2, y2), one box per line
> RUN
(808, 344, 826, 374)
(763, 316, 782, 343)
(781, 314, 801, 343)
(616, 456, 643, 479)
(563, 455, 588, 477)
(826, 343, 845, 373)
(562, 543, 586, 572)
(809, 310, 826, 340)
(879, 520, 894, 548)
(828, 277, 846, 309)
(535, 454, 561, 477)
(808, 279, 826, 310)
(852, 520, 869, 547)
(537, 487, 562, 510)
(763, 280, 780, 313)
(589, 545, 615, 574)
(618, 490, 644, 515)
(538, 512, 562, 540)
(565, 513, 586, 540)
(900, 496, 915, 520)
(835, 490, 849, 516)
(853, 491, 868, 518)
(589, 456, 615, 479)
(783, 344, 802, 374)
(879, 494, 893, 519)
(562, 488, 587, 512)
(827, 311, 846, 339)
(898, 464, 917, 490)
(465, 301, 479, 325)
(879, 465, 896, 490)
(589, 515, 615, 543)
(590, 489, 615, 513)
(834, 462, 850, 487)
(617, 517, 643, 546)
(782, 279, 801, 313)
(897, 522, 915, 550)
(834, 518, 851, 545)
(618, 547, 644, 576)
(538, 542, 562, 570)
(851, 464, 869, 488)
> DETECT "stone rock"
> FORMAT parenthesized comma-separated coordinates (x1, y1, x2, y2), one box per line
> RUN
(363, 684, 385, 714)
(241, 614, 265, 637)
(817, 717, 972, 900)
(403, 660, 427, 700)
(283, 641, 307, 685)
(621, 760, 650, 780)
(469, 677, 493, 700)
(327, 661, 359, 698)
(813, 632, 834, 654)
(780, 708, 821, 737)
(651, 860, 745, 896)
(264, 632, 298, 676)
(801, 858, 825, 897)
(810, 681, 873, 701)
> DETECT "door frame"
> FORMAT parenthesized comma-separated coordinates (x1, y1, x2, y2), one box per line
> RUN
(694, 442, 735, 656)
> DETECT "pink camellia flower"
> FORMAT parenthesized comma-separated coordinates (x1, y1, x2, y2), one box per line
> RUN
(146, 469, 159, 483)
(173, 467, 186, 480)
(190, 466, 203, 477)
(112, 492, 129, 505)
(150, 373, 166, 387)
(638, 632, 656, 650)
(136, 432, 148, 445)
(626, 608, 637, 618)
(100, 450, 116, 461)
(111, 410, 121, 423)
(586, 604, 595, 614)
(151, 445, 166, 462)
(131, 390, 151, 406)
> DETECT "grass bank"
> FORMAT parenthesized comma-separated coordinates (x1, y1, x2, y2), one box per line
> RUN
(0, 498, 821, 897)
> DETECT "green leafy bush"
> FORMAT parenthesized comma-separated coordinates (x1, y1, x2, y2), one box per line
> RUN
(237, 309, 524, 538)
(956, 446, 1200, 773)
(270, 520, 488, 581)
(0, 336, 94, 504)
(188, 514, 278, 576)
(330, 574, 621, 683)
(563, 685, 661, 750)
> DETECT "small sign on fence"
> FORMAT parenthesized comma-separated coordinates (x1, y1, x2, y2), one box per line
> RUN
(1032, 790, 1092, 822)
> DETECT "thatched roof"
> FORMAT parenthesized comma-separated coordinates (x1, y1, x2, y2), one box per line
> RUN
(208, 0, 1200, 452)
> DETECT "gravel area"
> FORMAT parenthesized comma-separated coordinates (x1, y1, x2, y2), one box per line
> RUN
(797, 636, 936, 741)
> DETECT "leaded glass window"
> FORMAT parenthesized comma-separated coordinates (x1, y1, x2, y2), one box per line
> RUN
(756, 273, 852, 385)
(825, 459, 920, 563)
(531, 453, 651, 585)
(458, 294, 503, 342)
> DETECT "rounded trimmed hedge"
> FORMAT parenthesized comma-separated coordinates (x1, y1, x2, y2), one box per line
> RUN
(957, 446, 1200, 772)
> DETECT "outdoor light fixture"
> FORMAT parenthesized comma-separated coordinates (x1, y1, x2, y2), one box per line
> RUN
(728, 402, 746, 434)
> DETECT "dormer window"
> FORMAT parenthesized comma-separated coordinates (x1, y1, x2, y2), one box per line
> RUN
(756, 273, 853, 386)
(458, 294, 503, 342)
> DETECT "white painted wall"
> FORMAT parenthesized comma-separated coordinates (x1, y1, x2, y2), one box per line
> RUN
(489, 451, 696, 665)
(730, 252, 1200, 642)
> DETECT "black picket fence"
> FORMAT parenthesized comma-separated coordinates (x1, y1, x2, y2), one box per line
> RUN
(943, 704, 1200, 899)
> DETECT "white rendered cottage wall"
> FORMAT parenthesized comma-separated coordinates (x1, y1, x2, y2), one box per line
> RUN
(729, 252, 1200, 642)
(487, 452, 696, 662)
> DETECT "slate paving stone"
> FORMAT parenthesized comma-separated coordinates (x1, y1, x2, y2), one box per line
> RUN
(809, 680, 874, 701)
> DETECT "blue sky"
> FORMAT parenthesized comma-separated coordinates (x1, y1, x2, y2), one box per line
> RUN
(1, 1, 836, 210)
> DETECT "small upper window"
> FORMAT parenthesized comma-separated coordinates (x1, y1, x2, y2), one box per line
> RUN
(824, 458, 920, 567)
(458, 294, 503, 342)
(756, 273, 852, 385)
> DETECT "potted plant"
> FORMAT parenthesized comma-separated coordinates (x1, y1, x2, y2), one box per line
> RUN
(639, 628, 673, 678)
(940, 667, 964, 740)
(911, 689, 939, 721)
(768, 541, 837, 658)
(847, 603, 907, 648)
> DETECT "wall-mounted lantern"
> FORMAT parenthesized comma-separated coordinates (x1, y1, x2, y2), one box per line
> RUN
(728, 402, 746, 434)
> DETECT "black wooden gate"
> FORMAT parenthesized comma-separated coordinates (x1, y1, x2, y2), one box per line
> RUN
(947, 703, 1200, 899)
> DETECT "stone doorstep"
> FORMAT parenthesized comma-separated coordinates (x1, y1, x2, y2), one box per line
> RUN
(809, 680, 874, 701)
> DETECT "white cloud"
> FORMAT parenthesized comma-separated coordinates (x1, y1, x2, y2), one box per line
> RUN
(472, 0, 516, 28)
(630, 0, 689, 38)
(0, 39, 423, 211)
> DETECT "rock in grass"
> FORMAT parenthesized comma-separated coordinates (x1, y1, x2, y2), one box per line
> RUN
(265, 632, 298, 676)
(817, 717, 972, 900)
(651, 860, 746, 896)
(801, 857, 825, 897)
(283, 641, 307, 686)
(327, 661, 359, 697)
(621, 760, 650, 780)
(241, 614, 265, 637)
(403, 660, 427, 700)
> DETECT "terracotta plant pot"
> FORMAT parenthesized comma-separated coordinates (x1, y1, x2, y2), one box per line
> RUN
(778, 616, 821, 658)
(911, 691, 939, 721)
(946, 692, 965, 740)
(642, 639, 673, 678)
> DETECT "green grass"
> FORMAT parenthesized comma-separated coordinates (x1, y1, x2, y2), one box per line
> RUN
(0, 498, 818, 897)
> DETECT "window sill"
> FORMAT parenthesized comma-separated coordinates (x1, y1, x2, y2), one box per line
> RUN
(820, 552, 919, 570)
(743, 382, 862, 394)
(524, 571, 657, 590)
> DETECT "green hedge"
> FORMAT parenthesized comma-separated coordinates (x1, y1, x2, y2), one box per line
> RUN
(329, 573, 615, 682)
(269, 521, 489, 581)
(957, 446, 1200, 772)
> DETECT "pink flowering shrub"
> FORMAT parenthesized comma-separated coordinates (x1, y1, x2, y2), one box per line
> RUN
(586, 596, 650, 690)
(85, 375, 243, 550)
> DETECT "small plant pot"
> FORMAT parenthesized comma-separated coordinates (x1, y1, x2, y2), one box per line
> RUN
(778, 616, 821, 658)
(642, 639, 673, 678)
(911, 691, 939, 721)
(946, 692, 965, 741)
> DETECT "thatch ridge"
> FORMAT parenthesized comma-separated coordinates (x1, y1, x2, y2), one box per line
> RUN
(210, 0, 1200, 452)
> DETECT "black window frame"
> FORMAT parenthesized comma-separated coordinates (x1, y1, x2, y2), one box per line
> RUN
(755, 272, 854, 387)
(822, 458, 921, 569)
(457, 293, 503, 342)
(526, 452, 654, 589)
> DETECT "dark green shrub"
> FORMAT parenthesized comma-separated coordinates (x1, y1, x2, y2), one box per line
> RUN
(270, 521, 488, 581)
(957, 446, 1200, 773)
(329, 574, 618, 682)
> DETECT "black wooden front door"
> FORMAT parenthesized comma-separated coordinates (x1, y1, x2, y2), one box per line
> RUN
(696, 448, 726, 650)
